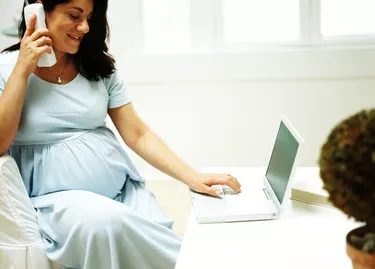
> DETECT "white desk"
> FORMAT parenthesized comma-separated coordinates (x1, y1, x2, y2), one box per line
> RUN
(175, 167, 359, 269)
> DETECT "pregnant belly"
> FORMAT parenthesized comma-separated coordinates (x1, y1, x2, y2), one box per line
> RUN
(26, 129, 130, 198)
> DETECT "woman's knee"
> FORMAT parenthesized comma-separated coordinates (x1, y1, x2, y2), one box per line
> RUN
(78, 202, 130, 238)
(45, 190, 132, 238)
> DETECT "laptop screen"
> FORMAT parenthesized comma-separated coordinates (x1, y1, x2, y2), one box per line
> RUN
(265, 121, 299, 204)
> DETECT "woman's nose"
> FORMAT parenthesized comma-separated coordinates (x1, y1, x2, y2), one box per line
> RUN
(77, 19, 90, 34)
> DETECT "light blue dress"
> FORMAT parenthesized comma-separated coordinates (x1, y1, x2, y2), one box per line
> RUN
(0, 51, 181, 269)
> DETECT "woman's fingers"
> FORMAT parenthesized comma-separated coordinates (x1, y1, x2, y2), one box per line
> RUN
(24, 14, 36, 37)
(15, 15, 53, 78)
(205, 186, 222, 197)
(29, 28, 51, 42)
(33, 35, 53, 48)
(190, 173, 242, 198)
(210, 174, 241, 193)
(228, 174, 241, 190)
(36, 45, 53, 56)
(24, 15, 50, 40)
(191, 182, 222, 198)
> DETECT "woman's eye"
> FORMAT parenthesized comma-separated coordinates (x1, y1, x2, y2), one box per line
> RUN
(69, 14, 79, 20)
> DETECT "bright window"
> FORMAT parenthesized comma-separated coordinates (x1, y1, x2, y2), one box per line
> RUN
(223, 0, 300, 43)
(137, 0, 375, 53)
(142, 0, 191, 51)
(321, 0, 375, 37)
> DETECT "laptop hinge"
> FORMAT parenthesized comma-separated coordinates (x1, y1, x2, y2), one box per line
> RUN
(263, 188, 270, 200)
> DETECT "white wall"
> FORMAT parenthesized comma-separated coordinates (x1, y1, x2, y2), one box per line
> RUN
(1, 0, 375, 181)
(0, 0, 22, 49)
(121, 75, 375, 180)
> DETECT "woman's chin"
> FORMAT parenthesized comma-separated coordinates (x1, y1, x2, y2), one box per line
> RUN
(70, 49, 80, 54)
(65, 47, 80, 55)
(53, 46, 79, 56)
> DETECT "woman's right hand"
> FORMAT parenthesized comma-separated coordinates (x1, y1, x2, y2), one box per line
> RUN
(14, 14, 53, 79)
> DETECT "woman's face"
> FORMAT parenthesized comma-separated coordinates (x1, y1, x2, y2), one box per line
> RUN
(43, 0, 94, 55)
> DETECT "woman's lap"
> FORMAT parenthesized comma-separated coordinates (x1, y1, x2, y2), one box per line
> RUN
(30, 179, 181, 269)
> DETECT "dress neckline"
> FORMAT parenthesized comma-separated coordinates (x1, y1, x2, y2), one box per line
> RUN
(30, 72, 81, 87)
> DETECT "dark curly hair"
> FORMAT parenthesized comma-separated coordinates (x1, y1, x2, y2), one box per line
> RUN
(319, 109, 375, 226)
(1, 0, 115, 81)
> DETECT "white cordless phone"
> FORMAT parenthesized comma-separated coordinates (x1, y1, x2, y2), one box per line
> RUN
(24, 3, 57, 67)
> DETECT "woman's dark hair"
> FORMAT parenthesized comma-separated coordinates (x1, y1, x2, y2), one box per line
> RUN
(2, 0, 116, 81)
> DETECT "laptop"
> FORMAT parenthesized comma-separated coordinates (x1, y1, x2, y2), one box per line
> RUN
(189, 115, 304, 224)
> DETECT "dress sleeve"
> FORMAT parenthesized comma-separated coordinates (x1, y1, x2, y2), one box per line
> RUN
(104, 70, 132, 109)
(0, 69, 6, 96)
(0, 51, 19, 96)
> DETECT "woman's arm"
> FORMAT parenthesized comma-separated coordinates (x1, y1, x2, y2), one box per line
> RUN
(0, 71, 29, 155)
(0, 15, 52, 155)
(108, 102, 194, 184)
(109, 103, 242, 196)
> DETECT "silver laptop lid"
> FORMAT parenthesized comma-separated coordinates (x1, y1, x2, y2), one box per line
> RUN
(264, 116, 303, 207)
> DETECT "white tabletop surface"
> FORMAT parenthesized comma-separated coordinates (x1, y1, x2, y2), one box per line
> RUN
(175, 167, 359, 269)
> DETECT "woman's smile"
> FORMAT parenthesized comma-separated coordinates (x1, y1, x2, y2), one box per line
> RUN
(67, 33, 82, 44)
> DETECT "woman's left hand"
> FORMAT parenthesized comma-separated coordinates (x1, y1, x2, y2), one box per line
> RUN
(185, 172, 242, 197)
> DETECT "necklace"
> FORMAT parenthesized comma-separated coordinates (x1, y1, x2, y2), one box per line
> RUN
(45, 57, 69, 84)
